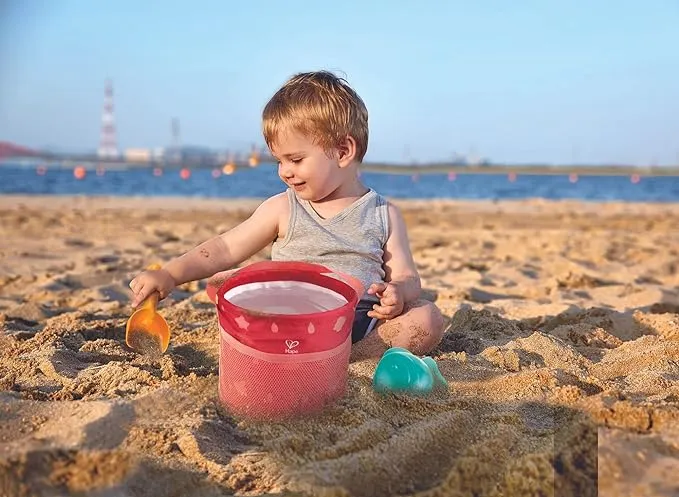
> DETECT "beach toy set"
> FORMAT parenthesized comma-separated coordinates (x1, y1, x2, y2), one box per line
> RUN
(213, 261, 360, 419)
(128, 260, 449, 419)
(213, 263, 448, 418)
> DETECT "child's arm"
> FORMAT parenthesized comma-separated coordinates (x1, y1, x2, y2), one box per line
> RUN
(129, 194, 284, 306)
(164, 195, 282, 285)
(380, 202, 421, 301)
(367, 202, 421, 319)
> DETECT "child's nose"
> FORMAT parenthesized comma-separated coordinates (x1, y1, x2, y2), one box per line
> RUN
(279, 163, 294, 179)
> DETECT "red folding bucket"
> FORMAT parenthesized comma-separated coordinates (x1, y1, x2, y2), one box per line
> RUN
(213, 261, 360, 420)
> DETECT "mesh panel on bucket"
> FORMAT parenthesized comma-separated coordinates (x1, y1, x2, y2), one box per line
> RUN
(219, 329, 351, 419)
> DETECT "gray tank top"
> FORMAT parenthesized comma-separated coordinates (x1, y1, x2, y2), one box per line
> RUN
(271, 188, 390, 301)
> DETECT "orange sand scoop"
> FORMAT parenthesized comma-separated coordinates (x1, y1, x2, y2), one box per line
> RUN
(125, 264, 170, 355)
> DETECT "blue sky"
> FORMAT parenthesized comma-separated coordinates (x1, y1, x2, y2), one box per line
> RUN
(1, 0, 677, 165)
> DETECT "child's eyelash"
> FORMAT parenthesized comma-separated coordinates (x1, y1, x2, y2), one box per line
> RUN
(276, 158, 303, 165)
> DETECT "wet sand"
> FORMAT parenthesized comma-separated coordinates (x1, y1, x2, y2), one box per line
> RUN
(1, 195, 678, 497)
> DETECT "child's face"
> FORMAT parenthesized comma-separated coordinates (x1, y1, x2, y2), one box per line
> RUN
(271, 130, 346, 202)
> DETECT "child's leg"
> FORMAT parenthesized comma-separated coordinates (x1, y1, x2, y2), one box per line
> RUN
(207, 268, 242, 289)
(206, 268, 243, 303)
(350, 300, 446, 362)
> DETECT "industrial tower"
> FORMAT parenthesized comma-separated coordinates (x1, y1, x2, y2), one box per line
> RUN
(171, 118, 181, 149)
(168, 117, 182, 162)
(97, 79, 119, 159)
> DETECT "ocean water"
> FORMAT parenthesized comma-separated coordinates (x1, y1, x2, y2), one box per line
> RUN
(1, 164, 678, 202)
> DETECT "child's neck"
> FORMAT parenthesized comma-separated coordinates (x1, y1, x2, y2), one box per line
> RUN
(309, 176, 370, 218)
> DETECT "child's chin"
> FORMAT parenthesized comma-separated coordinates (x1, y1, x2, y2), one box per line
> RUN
(294, 189, 314, 200)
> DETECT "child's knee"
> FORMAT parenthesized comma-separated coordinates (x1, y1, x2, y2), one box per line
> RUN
(418, 300, 446, 347)
(397, 300, 446, 354)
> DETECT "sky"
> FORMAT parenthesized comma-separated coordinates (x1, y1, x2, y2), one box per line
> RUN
(0, 0, 678, 165)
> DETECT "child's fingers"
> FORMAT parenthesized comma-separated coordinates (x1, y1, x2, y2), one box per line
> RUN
(372, 303, 390, 314)
(366, 310, 386, 319)
(367, 310, 396, 320)
(367, 282, 387, 295)
(379, 293, 399, 306)
(368, 303, 396, 320)
(131, 284, 149, 307)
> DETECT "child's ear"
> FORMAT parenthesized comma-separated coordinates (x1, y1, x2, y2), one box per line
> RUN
(337, 136, 357, 168)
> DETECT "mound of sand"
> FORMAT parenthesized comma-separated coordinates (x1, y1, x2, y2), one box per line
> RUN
(1, 195, 678, 497)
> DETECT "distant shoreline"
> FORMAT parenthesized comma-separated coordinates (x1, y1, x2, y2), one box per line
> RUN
(360, 162, 679, 176)
(2, 159, 678, 176)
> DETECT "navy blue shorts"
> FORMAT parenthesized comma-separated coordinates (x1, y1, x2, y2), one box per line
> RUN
(351, 299, 379, 343)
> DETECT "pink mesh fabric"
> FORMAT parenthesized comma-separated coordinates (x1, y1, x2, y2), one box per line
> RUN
(219, 326, 351, 419)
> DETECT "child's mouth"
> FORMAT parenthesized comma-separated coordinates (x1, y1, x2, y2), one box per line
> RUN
(291, 182, 306, 190)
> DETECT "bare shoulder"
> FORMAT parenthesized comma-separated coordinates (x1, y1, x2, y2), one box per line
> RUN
(385, 199, 403, 215)
(256, 191, 290, 240)
(258, 191, 288, 211)
(385, 200, 407, 237)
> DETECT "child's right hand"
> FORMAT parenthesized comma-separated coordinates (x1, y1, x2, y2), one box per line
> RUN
(129, 268, 176, 308)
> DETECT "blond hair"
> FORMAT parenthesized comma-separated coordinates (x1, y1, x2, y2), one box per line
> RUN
(262, 71, 369, 162)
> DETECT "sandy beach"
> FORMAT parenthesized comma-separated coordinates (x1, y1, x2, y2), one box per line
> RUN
(1, 194, 678, 497)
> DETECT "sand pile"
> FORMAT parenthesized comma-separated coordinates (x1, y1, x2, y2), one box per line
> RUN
(1, 195, 678, 497)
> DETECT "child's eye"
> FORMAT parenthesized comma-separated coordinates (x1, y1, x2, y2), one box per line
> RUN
(291, 157, 303, 164)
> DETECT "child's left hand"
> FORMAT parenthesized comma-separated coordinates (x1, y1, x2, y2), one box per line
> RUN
(366, 282, 404, 320)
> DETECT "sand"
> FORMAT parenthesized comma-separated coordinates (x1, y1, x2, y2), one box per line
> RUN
(1, 194, 678, 497)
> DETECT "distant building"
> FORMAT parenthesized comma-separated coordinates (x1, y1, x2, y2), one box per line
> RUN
(164, 146, 183, 164)
(152, 148, 165, 160)
(124, 148, 151, 163)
